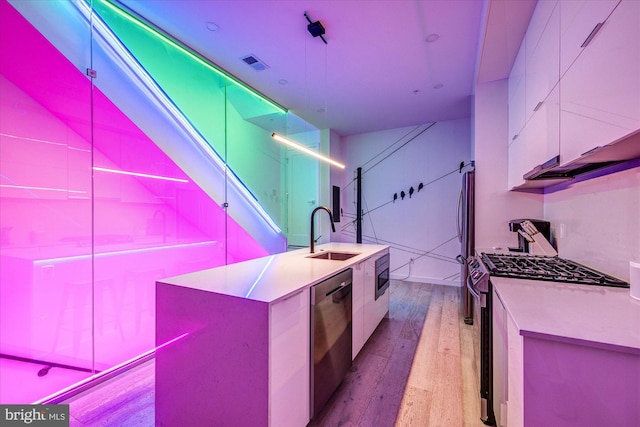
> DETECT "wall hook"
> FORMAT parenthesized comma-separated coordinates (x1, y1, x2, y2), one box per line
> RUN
(400, 191, 406, 200)
(418, 182, 424, 192)
(393, 193, 398, 203)
(409, 186, 414, 198)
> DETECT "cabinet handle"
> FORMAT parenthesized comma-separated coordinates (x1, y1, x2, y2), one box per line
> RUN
(581, 22, 604, 48)
(512, 134, 519, 141)
(580, 146, 603, 157)
(533, 101, 544, 112)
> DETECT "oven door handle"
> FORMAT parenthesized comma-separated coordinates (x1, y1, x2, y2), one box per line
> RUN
(467, 277, 481, 300)
(467, 278, 487, 308)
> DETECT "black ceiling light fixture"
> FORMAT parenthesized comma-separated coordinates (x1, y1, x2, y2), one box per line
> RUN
(304, 12, 327, 44)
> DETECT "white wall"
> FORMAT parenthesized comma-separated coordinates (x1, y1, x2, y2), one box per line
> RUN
(336, 119, 471, 286)
(473, 80, 543, 250)
(544, 163, 640, 281)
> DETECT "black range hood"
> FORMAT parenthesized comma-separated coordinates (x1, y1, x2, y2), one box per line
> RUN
(517, 129, 640, 189)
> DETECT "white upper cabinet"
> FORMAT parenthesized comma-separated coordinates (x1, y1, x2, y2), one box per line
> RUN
(525, 0, 560, 122)
(559, 0, 640, 164)
(507, 0, 640, 189)
(559, 0, 620, 76)
(508, 43, 526, 143)
(507, 1, 561, 188)
(508, 86, 560, 189)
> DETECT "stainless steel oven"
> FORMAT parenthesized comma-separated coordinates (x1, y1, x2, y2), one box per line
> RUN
(466, 255, 495, 426)
(374, 253, 390, 300)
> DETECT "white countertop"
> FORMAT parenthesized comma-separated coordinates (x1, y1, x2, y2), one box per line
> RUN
(157, 242, 389, 304)
(492, 277, 640, 354)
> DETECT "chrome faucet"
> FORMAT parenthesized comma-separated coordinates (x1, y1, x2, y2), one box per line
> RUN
(310, 206, 335, 253)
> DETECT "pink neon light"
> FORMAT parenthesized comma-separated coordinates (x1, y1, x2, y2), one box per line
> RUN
(0, 184, 82, 193)
(0, 0, 268, 404)
(93, 166, 189, 183)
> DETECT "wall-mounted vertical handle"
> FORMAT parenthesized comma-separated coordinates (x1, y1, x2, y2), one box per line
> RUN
(533, 101, 544, 112)
(581, 22, 604, 48)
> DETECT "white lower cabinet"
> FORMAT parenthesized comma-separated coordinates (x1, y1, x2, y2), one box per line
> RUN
(492, 287, 526, 427)
(269, 288, 310, 427)
(363, 252, 390, 341)
(352, 260, 366, 359)
(506, 309, 523, 427)
(493, 287, 508, 426)
(353, 250, 390, 360)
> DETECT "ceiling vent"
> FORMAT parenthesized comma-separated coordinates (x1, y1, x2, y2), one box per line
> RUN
(241, 54, 269, 71)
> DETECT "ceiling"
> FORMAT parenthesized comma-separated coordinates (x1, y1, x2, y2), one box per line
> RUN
(117, 0, 535, 137)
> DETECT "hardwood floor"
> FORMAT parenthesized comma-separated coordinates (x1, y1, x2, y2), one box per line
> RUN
(310, 281, 484, 427)
(64, 280, 484, 426)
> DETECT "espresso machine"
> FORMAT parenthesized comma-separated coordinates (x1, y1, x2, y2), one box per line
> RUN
(509, 219, 555, 255)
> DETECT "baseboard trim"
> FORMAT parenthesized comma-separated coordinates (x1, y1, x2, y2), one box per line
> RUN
(391, 274, 462, 287)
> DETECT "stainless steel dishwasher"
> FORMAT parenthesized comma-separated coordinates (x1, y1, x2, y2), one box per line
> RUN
(310, 268, 353, 418)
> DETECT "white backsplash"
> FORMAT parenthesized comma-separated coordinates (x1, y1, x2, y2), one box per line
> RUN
(544, 164, 640, 281)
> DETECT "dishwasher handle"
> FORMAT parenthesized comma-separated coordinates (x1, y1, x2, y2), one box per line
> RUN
(312, 269, 353, 305)
(329, 283, 352, 304)
(326, 281, 349, 297)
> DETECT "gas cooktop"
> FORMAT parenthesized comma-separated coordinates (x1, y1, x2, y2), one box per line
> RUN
(480, 253, 629, 288)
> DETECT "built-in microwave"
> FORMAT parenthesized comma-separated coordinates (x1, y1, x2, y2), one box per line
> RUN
(374, 253, 390, 300)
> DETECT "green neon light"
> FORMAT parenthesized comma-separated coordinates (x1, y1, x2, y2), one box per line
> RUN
(96, 0, 288, 114)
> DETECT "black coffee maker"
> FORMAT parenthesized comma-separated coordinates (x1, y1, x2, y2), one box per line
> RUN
(509, 219, 551, 253)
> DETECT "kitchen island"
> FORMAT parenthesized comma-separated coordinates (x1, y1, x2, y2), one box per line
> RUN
(492, 277, 640, 427)
(155, 242, 389, 427)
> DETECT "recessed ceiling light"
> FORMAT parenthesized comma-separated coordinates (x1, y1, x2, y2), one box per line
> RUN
(278, 79, 288, 85)
(206, 22, 219, 32)
(425, 33, 440, 43)
(433, 83, 444, 89)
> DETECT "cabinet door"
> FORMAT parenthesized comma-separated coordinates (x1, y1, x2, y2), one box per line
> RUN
(492, 288, 508, 427)
(559, 0, 620, 76)
(508, 134, 528, 189)
(269, 288, 310, 427)
(525, 0, 560, 122)
(509, 43, 527, 143)
(508, 86, 560, 189)
(352, 260, 366, 360)
(363, 253, 389, 340)
(560, 0, 640, 163)
(506, 309, 523, 427)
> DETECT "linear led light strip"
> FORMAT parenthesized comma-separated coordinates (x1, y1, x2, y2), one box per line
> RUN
(74, 0, 282, 234)
(93, 166, 189, 182)
(0, 184, 87, 194)
(0, 132, 67, 146)
(244, 255, 275, 298)
(95, 0, 287, 114)
(0, 167, 186, 194)
(33, 240, 217, 265)
(272, 133, 345, 169)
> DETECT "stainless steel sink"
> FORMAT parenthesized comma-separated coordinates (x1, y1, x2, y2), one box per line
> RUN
(307, 251, 360, 261)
